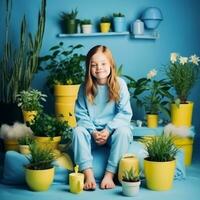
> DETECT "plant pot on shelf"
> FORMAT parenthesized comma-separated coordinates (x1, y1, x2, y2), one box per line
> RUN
(146, 114, 158, 128)
(82, 24, 92, 34)
(100, 23, 111, 33)
(54, 84, 80, 127)
(171, 101, 193, 127)
(65, 19, 78, 34)
(113, 17, 126, 32)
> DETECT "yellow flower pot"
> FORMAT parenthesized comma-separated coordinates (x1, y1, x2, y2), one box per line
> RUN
(174, 137, 193, 166)
(4, 139, 19, 151)
(22, 110, 37, 123)
(118, 154, 139, 183)
(54, 84, 80, 127)
(100, 23, 110, 33)
(25, 167, 54, 191)
(171, 102, 193, 127)
(19, 145, 30, 155)
(147, 114, 158, 128)
(144, 159, 176, 191)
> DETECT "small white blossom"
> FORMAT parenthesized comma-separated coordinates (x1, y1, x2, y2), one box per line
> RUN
(189, 55, 200, 65)
(170, 53, 178, 63)
(147, 69, 157, 79)
(179, 56, 188, 65)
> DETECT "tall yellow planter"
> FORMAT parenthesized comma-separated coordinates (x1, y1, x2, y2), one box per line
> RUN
(54, 84, 80, 127)
(171, 102, 193, 127)
(25, 167, 54, 191)
(147, 114, 158, 128)
(22, 110, 37, 123)
(144, 159, 176, 191)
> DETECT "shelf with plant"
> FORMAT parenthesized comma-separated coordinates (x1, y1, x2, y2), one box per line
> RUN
(113, 12, 126, 32)
(81, 19, 92, 34)
(100, 16, 111, 33)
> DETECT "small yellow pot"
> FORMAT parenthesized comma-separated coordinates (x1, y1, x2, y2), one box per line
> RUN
(171, 101, 193, 127)
(25, 167, 54, 191)
(144, 159, 176, 191)
(19, 145, 30, 155)
(147, 114, 158, 128)
(4, 139, 19, 151)
(100, 23, 110, 32)
(23, 110, 37, 123)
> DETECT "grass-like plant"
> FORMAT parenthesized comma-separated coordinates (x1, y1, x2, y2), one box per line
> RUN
(26, 143, 54, 170)
(18, 135, 35, 145)
(142, 134, 179, 162)
(122, 167, 140, 182)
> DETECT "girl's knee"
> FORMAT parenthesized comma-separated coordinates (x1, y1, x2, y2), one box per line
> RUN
(114, 126, 132, 138)
(72, 126, 90, 139)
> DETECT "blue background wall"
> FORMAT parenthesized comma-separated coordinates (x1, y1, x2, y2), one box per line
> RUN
(1, 0, 200, 159)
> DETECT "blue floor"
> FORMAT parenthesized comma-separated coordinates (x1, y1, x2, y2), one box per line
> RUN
(0, 161, 200, 200)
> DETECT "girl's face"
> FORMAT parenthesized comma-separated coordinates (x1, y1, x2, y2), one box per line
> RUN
(90, 51, 111, 85)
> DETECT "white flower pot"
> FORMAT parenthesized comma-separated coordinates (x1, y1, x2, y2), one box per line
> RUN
(121, 180, 141, 197)
(82, 24, 92, 34)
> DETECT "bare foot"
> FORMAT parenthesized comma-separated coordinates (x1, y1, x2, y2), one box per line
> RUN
(83, 168, 96, 190)
(100, 171, 115, 189)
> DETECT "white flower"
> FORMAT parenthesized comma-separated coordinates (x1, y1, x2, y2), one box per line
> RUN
(189, 54, 200, 65)
(147, 69, 157, 79)
(170, 53, 178, 63)
(179, 56, 188, 65)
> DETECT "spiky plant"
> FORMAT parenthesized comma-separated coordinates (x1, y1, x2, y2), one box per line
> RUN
(122, 167, 140, 182)
(18, 135, 35, 145)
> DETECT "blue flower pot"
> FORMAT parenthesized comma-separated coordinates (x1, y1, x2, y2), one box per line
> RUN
(113, 17, 126, 32)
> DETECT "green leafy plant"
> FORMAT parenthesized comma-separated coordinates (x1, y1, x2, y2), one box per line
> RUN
(122, 167, 140, 182)
(16, 89, 47, 111)
(0, 0, 46, 103)
(81, 19, 92, 25)
(27, 112, 71, 139)
(165, 53, 200, 104)
(113, 12, 125, 17)
(142, 134, 179, 162)
(39, 42, 86, 91)
(124, 69, 172, 116)
(18, 135, 35, 145)
(26, 143, 54, 170)
(101, 16, 111, 23)
(60, 8, 78, 21)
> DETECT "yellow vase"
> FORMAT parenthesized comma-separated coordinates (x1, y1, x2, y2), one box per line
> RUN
(118, 154, 139, 183)
(23, 110, 37, 123)
(144, 159, 176, 191)
(171, 101, 193, 127)
(100, 23, 110, 33)
(174, 137, 193, 166)
(54, 84, 80, 127)
(147, 114, 158, 128)
(25, 167, 54, 191)
(4, 139, 19, 151)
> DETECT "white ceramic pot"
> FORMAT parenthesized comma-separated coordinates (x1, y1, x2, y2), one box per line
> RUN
(82, 24, 92, 34)
(122, 180, 141, 197)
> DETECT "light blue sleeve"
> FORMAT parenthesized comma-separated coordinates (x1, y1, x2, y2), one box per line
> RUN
(105, 78, 133, 133)
(75, 84, 96, 134)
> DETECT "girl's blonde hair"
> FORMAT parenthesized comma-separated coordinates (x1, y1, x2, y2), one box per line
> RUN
(85, 45, 120, 103)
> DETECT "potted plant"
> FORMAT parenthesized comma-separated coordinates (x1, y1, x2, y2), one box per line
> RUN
(27, 112, 71, 150)
(124, 69, 172, 128)
(121, 167, 141, 197)
(16, 89, 47, 123)
(0, 0, 46, 126)
(18, 135, 35, 155)
(142, 134, 179, 191)
(81, 19, 92, 34)
(60, 8, 79, 34)
(39, 42, 86, 127)
(113, 12, 126, 32)
(25, 143, 55, 191)
(165, 53, 200, 127)
(100, 16, 111, 33)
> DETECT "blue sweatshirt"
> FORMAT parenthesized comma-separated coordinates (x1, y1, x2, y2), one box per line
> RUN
(75, 77, 133, 134)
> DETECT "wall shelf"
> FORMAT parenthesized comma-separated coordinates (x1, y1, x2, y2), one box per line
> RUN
(131, 33, 159, 40)
(57, 32, 129, 37)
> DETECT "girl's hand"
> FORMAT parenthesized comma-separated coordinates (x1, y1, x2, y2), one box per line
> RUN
(92, 129, 110, 145)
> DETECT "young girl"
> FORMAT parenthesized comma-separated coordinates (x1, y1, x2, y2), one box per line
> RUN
(72, 45, 133, 190)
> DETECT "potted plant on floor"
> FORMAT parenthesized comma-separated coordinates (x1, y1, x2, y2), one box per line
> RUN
(124, 69, 172, 128)
(113, 12, 126, 32)
(18, 135, 35, 155)
(142, 134, 179, 191)
(16, 89, 47, 123)
(25, 143, 55, 191)
(121, 167, 141, 197)
(100, 16, 111, 33)
(0, 0, 46, 126)
(81, 19, 92, 34)
(39, 42, 86, 127)
(165, 53, 200, 127)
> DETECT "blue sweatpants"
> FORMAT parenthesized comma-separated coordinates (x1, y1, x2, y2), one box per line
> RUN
(72, 126, 133, 174)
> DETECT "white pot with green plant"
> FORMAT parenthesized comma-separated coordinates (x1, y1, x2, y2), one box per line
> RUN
(142, 134, 179, 191)
(25, 143, 55, 191)
(39, 42, 86, 127)
(18, 135, 35, 155)
(121, 167, 141, 197)
(0, 0, 46, 125)
(81, 19, 92, 34)
(16, 89, 47, 123)
(113, 12, 126, 32)
(165, 53, 200, 127)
